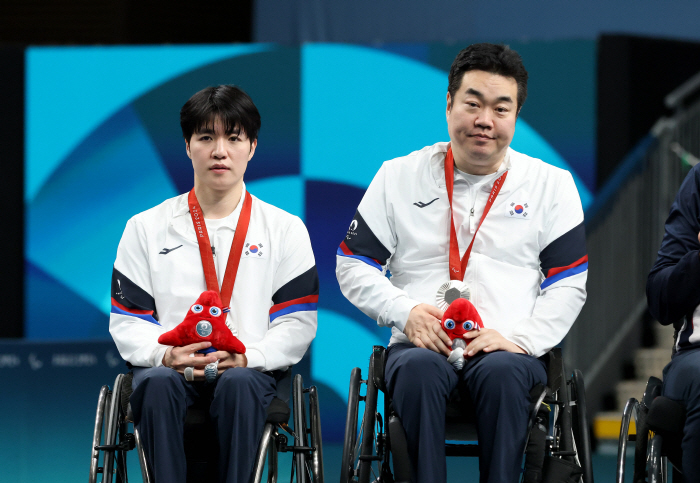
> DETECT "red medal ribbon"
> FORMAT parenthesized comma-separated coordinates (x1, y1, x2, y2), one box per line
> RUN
(445, 147, 508, 281)
(188, 188, 253, 308)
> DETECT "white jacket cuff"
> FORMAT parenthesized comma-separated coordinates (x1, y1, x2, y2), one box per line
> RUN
(245, 348, 266, 371)
(506, 334, 534, 357)
(153, 345, 168, 367)
(381, 296, 421, 333)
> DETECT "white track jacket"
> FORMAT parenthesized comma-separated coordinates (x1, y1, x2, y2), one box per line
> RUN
(110, 185, 318, 371)
(336, 142, 587, 357)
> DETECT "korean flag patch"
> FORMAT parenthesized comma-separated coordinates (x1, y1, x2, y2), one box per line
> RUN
(505, 200, 531, 220)
(244, 241, 268, 258)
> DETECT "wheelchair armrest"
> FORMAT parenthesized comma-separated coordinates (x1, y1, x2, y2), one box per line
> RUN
(266, 397, 291, 424)
(647, 396, 686, 438)
(371, 345, 387, 393)
(642, 376, 663, 410)
(543, 348, 563, 393)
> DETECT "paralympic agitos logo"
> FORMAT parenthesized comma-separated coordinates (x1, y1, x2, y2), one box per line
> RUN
(346, 219, 359, 240)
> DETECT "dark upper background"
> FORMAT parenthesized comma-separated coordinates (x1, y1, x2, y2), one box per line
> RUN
(4, 0, 700, 337)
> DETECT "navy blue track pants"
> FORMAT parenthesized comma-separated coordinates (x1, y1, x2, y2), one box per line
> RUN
(662, 348, 700, 481)
(385, 343, 547, 483)
(130, 366, 276, 483)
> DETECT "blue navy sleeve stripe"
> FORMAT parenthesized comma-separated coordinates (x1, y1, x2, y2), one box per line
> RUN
(272, 266, 319, 306)
(112, 267, 159, 321)
(336, 245, 383, 270)
(340, 210, 391, 265)
(540, 222, 587, 276)
(110, 305, 160, 325)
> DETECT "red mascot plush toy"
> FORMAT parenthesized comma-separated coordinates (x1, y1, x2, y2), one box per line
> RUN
(441, 298, 483, 370)
(158, 291, 245, 382)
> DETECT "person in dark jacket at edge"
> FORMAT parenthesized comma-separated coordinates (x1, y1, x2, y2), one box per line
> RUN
(647, 163, 700, 481)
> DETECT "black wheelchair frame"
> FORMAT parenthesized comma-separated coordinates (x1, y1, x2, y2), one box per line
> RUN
(616, 376, 685, 483)
(88, 370, 324, 483)
(339, 346, 594, 483)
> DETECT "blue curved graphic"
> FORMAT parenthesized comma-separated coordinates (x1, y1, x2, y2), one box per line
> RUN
(247, 176, 305, 220)
(26, 44, 272, 202)
(511, 122, 593, 208)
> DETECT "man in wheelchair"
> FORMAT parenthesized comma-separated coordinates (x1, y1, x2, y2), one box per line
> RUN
(109, 85, 319, 482)
(336, 43, 588, 482)
(647, 162, 700, 479)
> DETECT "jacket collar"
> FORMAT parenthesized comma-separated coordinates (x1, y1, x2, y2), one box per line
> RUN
(430, 142, 515, 194)
(170, 183, 248, 240)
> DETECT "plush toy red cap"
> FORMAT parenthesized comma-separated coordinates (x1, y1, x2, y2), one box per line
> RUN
(158, 290, 246, 354)
(440, 298, 484, 341)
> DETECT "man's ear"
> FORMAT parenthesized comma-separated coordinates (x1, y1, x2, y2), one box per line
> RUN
(446, 92, 453, 117)
(185, 140, 191, 159)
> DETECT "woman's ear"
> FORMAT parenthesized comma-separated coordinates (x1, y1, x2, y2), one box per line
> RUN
(248, 138, 258, 161)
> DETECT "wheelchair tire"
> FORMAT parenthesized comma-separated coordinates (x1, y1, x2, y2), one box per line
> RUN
(357, 355, 378, 483)
(102, 374, 125, 483)
(340, 368, 361, 483)
(293, 374, 310, 483)
(308, 385, 325, 482)
(570, 370, 594, 483)
(89, 385, 110, 483)
(340, 362, 380, 483)
(91, 374, 133, 483)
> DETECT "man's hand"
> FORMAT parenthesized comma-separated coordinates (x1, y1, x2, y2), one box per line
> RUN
(209, 350, 248, 374)
(162, 341, 218, 381)
(463, 328, 526, 357)
(403, 303, 451, 356)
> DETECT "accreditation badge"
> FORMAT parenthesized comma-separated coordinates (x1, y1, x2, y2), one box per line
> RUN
(436, 280, 470, 311)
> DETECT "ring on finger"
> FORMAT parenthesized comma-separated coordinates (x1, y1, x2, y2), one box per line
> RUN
(184, 366, 194, 382)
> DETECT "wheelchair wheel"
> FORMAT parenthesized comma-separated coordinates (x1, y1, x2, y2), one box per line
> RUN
(89, 385, 110, 483)
(89, 374, 133, 483)
(615, 398, 639, 483)
(293, 374, 310, 483)
(570, 370, 594, 483)
(340, 368, 361, 483)
(340, 361, 380, 483)
(308, 385, 324, 482)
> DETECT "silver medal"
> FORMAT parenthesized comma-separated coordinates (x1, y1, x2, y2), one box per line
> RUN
(436, 280, 470, 310)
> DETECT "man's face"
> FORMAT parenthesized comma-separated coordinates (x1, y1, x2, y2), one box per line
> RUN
(186, 118, 257, 194)
(446, 70, 518, 174)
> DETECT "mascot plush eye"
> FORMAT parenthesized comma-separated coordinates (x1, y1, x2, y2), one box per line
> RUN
(192, 304, 204, 314)
(463, 320, 475, 331)
(209, 306, 221, 317)
(444, 319, 455, 330)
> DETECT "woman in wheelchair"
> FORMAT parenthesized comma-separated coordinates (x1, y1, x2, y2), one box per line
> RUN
(106, 85, 319, 482)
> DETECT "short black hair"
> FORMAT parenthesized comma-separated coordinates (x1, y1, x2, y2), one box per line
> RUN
(180, 85, 261, 143)
(448, 43, 528, 112)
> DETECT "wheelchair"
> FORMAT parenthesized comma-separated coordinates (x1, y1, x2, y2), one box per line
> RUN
(615, 376, 686, 483)
(88, 368, 324, 483)
(340, 345, 594, 483)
